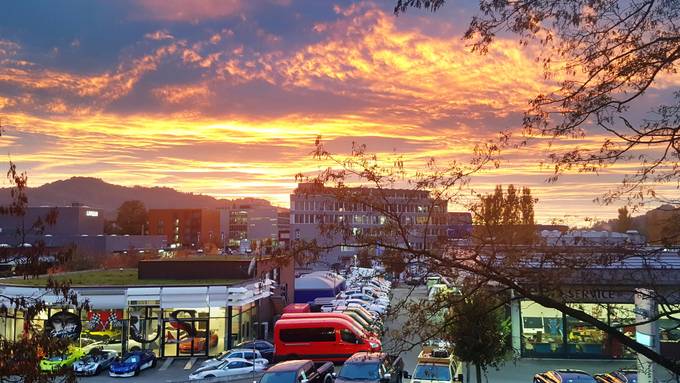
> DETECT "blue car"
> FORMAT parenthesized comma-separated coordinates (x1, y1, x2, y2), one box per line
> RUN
(108, 350, 156, 378)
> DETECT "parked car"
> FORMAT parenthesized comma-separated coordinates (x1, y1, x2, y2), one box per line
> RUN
(189, 357, 267, 380)
(40, 347, 86, 373)
(534, 369, 597, 383)
(179, 330, 219, 353)
(73, 349, 118, 376)
(335, 352, 406, 383)
(108, 350, 156, 378)
(594, 370, 637, 383)
(200, 348, 265, 369)
(274, 317, 382, 362)
(343, 293, 390, 307)
(411, 344, 461, 383)
(259, 360, 334, 383)
(236, 340, 275, 362)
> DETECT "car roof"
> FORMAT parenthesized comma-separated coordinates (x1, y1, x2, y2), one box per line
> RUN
(276, 317, 366, 335)
(266, 359, 313, 372)
(345, 352, 386, 363)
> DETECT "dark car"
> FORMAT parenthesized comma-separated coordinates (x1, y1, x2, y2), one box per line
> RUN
(335, 352, 407, 383)
(534, 369, 597, 383)
(236, 339, 275, 362)
(594, 370, 637, 383)
(259, 360, 334, 383)
(108, 350, 156, 378)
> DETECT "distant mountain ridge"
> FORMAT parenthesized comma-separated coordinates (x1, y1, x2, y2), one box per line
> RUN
(0, 177, 271, 218)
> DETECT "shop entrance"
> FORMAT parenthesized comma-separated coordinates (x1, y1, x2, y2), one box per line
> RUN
(162, 310, 212, 358)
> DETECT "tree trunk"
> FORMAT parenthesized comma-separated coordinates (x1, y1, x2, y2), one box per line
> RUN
(475, 364, 482, 383)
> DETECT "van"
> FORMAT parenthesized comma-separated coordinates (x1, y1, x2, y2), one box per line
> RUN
(280, 312, 378, 337)
(274, 318, 382, 362)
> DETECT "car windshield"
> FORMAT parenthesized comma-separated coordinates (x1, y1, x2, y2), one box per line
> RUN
(260, 371, 297, 383)
(124, 355, 139, 364)
(47, 355, 66, 362)
(413, 365, 451, 380)
(338, 362, 381, 380)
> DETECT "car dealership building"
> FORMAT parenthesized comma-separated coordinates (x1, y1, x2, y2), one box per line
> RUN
(509, 249, 680, 363)
(0, 256, 294, 358)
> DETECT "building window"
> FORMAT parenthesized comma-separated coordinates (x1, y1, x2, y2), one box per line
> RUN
(521, 301, 564, 357)
(521, 301, 640, 359)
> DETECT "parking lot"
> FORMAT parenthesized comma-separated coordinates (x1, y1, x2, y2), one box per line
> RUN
(77, 285, 652, 383)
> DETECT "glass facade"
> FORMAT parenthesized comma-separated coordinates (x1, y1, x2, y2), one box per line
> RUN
(520, 301, 637, 359)
(0, 302, 259, 358)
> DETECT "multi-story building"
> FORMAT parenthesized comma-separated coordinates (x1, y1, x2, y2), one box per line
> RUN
(147, 209, 220, 248)
(290, 183, 449, 270)
(0, 203, 165, 255)
(219, 202, 279, 249)
(0, 203, 105, 237)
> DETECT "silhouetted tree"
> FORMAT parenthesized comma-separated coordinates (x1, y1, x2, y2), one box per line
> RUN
(474, 185, 536, 244)
(394, 0, 680, 207)
(616, 206, 633, 233)
(0, 161, 84, 383)
(115, 200, 147, 235)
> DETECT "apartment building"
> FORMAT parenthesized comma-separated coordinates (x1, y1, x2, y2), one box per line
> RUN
(147, 208, 220, 248)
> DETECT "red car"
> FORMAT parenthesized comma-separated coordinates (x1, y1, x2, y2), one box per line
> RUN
(178, 330, 219, 353)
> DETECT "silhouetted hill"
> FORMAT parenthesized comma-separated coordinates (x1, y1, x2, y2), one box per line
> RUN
(0, 177, 271, 218)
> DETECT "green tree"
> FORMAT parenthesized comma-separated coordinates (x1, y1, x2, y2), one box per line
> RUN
(115, 200, 147, 235)
(443, 289, 511, 383)
(616, 206, 633, 233)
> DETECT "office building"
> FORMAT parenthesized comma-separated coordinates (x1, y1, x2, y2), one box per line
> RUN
(219, 202, 280, 249)
(290, 183, 449, 270)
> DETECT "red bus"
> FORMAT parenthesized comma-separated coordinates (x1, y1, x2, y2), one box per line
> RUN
(274, 318, 381, 362)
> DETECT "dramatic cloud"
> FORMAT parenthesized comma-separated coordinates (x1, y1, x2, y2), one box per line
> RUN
(0, 1, 677, 223)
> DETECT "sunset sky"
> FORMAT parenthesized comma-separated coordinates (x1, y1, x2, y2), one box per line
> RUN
(0, 0, 676, 224)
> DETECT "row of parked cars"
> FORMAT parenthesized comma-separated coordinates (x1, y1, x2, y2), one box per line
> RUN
(322, 273, 393, 316)
(39, 345, 157, 378)
(534, 369, 637, 383)
(186, 272, 396, 382)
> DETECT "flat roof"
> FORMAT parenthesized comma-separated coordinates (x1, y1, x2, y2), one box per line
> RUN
(1, 268, 244, 287)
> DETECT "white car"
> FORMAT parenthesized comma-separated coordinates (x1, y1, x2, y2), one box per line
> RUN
(73, 349, 118, 376)
(345, 293, 390, 307)
(340, 299, 387, 315)
(340, 288, 388, 300)
(200, 349, 263, 369)
(189, 358, 267, 380)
